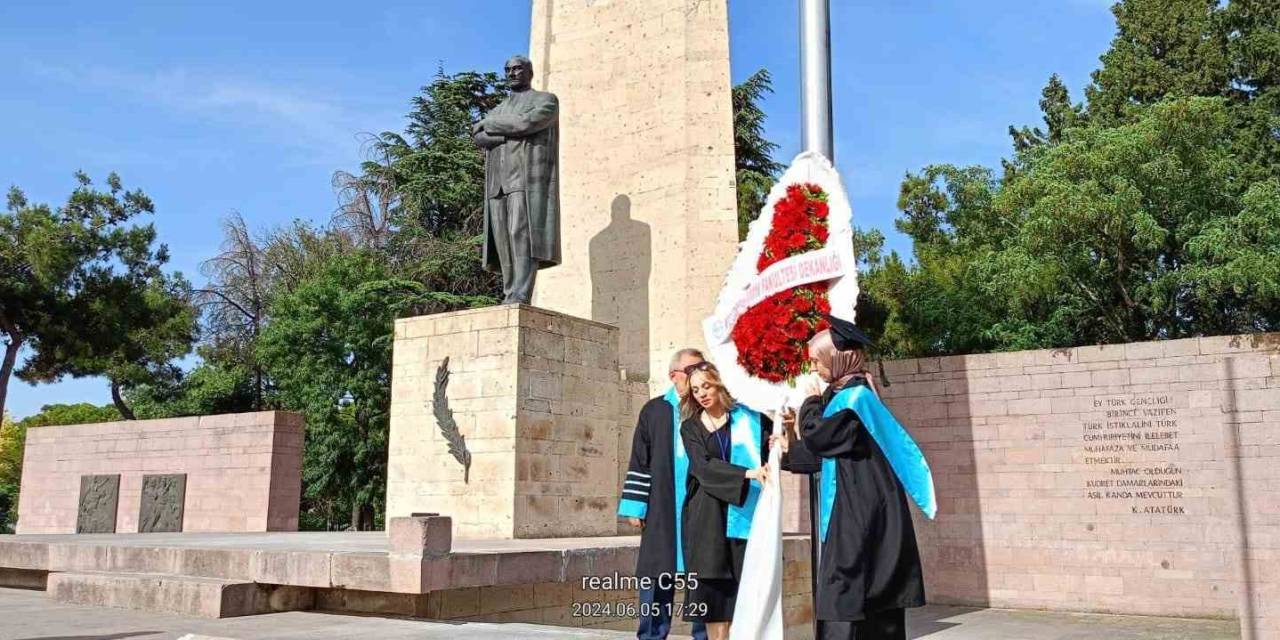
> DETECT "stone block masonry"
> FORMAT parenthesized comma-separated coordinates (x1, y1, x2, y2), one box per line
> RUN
(17, 411, 303, 534)
(387, 305, 623, 539)
(811, 333, 1278, 636)
(528, 0, 740, 393)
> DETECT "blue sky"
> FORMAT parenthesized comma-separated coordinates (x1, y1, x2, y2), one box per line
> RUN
(0, 1, 1115, 418)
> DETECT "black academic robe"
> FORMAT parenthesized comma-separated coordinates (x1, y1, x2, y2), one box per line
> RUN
(786, 377, 927, 624)
(678, 411, 774, 581)
(624, 396, 682, 580)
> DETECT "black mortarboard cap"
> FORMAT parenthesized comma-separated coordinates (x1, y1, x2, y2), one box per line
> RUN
(825, 314, 874, 351)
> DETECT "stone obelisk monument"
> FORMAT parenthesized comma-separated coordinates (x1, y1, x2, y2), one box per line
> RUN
(529, 0, 740, 389)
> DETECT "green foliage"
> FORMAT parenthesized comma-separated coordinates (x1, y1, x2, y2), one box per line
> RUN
(256, 253, 424, 531)
(0, 173, 196, 420)
(987, 99, 1256, 345)
(858, 0, 1280, 357)
(1008, 74, 1085, 154)
(1079, 0, 1279, 184)
(1219, 0, 1280, 186)
(15, 403, 121, 428)
(361, 69, 506, 238)
(865, 97, 1279, 356)
(733, 69, 784, 240)
(1085, 0, 1228, 124)
(0, 412, 22, 532)
(128, 358, 257, 420)
(22, 274, 197, 420)
(195, 215, 357, 412)
(1183, 178, 1280, 326)
(328, 69, 504, 302)
(0, 403, 121, 532)
(1222, 0, 1280, 96)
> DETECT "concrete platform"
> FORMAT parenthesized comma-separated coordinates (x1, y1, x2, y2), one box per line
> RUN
(0, 531, 657, 592)
(47, 570, 313, 618)
(0, 587, 1242, 640)
(0, 532, 1247, 639)
(0, 531, 812, 634)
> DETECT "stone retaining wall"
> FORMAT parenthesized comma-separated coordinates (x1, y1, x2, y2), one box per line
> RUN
(863, 334, 1278, 634)
(17, 411, 303, 534)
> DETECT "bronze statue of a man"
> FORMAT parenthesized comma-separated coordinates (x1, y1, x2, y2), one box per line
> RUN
(472, 55, 561, 305)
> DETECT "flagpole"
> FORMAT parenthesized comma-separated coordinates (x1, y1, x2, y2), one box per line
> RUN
(800, 0, 834, 161)
(800, 1, 832, 637)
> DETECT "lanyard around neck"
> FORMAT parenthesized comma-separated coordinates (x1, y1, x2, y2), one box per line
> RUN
(702, 411, 730, 461)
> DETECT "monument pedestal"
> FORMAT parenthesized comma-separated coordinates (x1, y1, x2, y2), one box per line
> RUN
(387, 305, 623, 539)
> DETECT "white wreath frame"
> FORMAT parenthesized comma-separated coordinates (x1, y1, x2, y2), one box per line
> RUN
(703, 151, 860, 412)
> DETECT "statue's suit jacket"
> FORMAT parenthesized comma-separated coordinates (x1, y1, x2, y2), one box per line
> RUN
(475, 89, 561, 271)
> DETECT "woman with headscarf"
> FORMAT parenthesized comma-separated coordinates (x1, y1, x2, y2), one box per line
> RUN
(783, 315, 935, 640)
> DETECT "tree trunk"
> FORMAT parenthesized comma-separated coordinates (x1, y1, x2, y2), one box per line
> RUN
(253, 366, 263, 411)
(0, 334, 22, 421)
(349, 501, 374, 531)
(110, 379, 136, 420)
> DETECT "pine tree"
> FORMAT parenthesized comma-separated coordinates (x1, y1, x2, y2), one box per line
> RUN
(732, 69, 784, 240)
(1009, 74, 1086, 152)
(1221, 0, 1280, 184)
(1084, 0, 1228, 123)
(1222, 0, 1280, 98)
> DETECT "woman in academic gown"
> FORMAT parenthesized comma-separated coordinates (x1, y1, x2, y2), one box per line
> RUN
(784, 317, 929, 640)
(678, 361, 783, 640)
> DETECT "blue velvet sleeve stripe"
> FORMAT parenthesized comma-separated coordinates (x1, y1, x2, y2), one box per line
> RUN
(618, 498, 648, 519)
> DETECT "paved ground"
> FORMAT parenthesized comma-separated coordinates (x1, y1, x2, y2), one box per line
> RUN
(0, 587, 1241, 640)
(904, 605, 1240, 640)
(0, 587, 632, 640)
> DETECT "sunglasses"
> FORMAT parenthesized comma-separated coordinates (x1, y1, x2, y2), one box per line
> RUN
(681, 361, 715, 376)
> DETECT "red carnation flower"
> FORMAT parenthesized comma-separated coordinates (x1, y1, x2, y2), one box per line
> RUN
(733, 184, 834, 383)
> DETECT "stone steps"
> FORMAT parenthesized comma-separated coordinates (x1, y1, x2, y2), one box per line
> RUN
(47, 570, 313, 618)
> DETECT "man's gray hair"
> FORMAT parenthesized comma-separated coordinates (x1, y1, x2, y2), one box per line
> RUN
(668, 348, 705, 372)
(507, 54, 533, 69)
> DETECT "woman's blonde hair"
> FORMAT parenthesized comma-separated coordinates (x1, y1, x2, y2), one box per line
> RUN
(679, 362, 736, 420)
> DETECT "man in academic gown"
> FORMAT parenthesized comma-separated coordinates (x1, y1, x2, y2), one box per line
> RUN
(618, 348, 709, 640)
(784, 316, 935, 640)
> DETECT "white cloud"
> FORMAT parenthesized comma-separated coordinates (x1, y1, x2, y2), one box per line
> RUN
(25, 61, 389, 165)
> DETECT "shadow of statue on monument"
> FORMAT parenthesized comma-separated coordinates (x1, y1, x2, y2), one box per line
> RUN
(589, 194, 651, 382)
